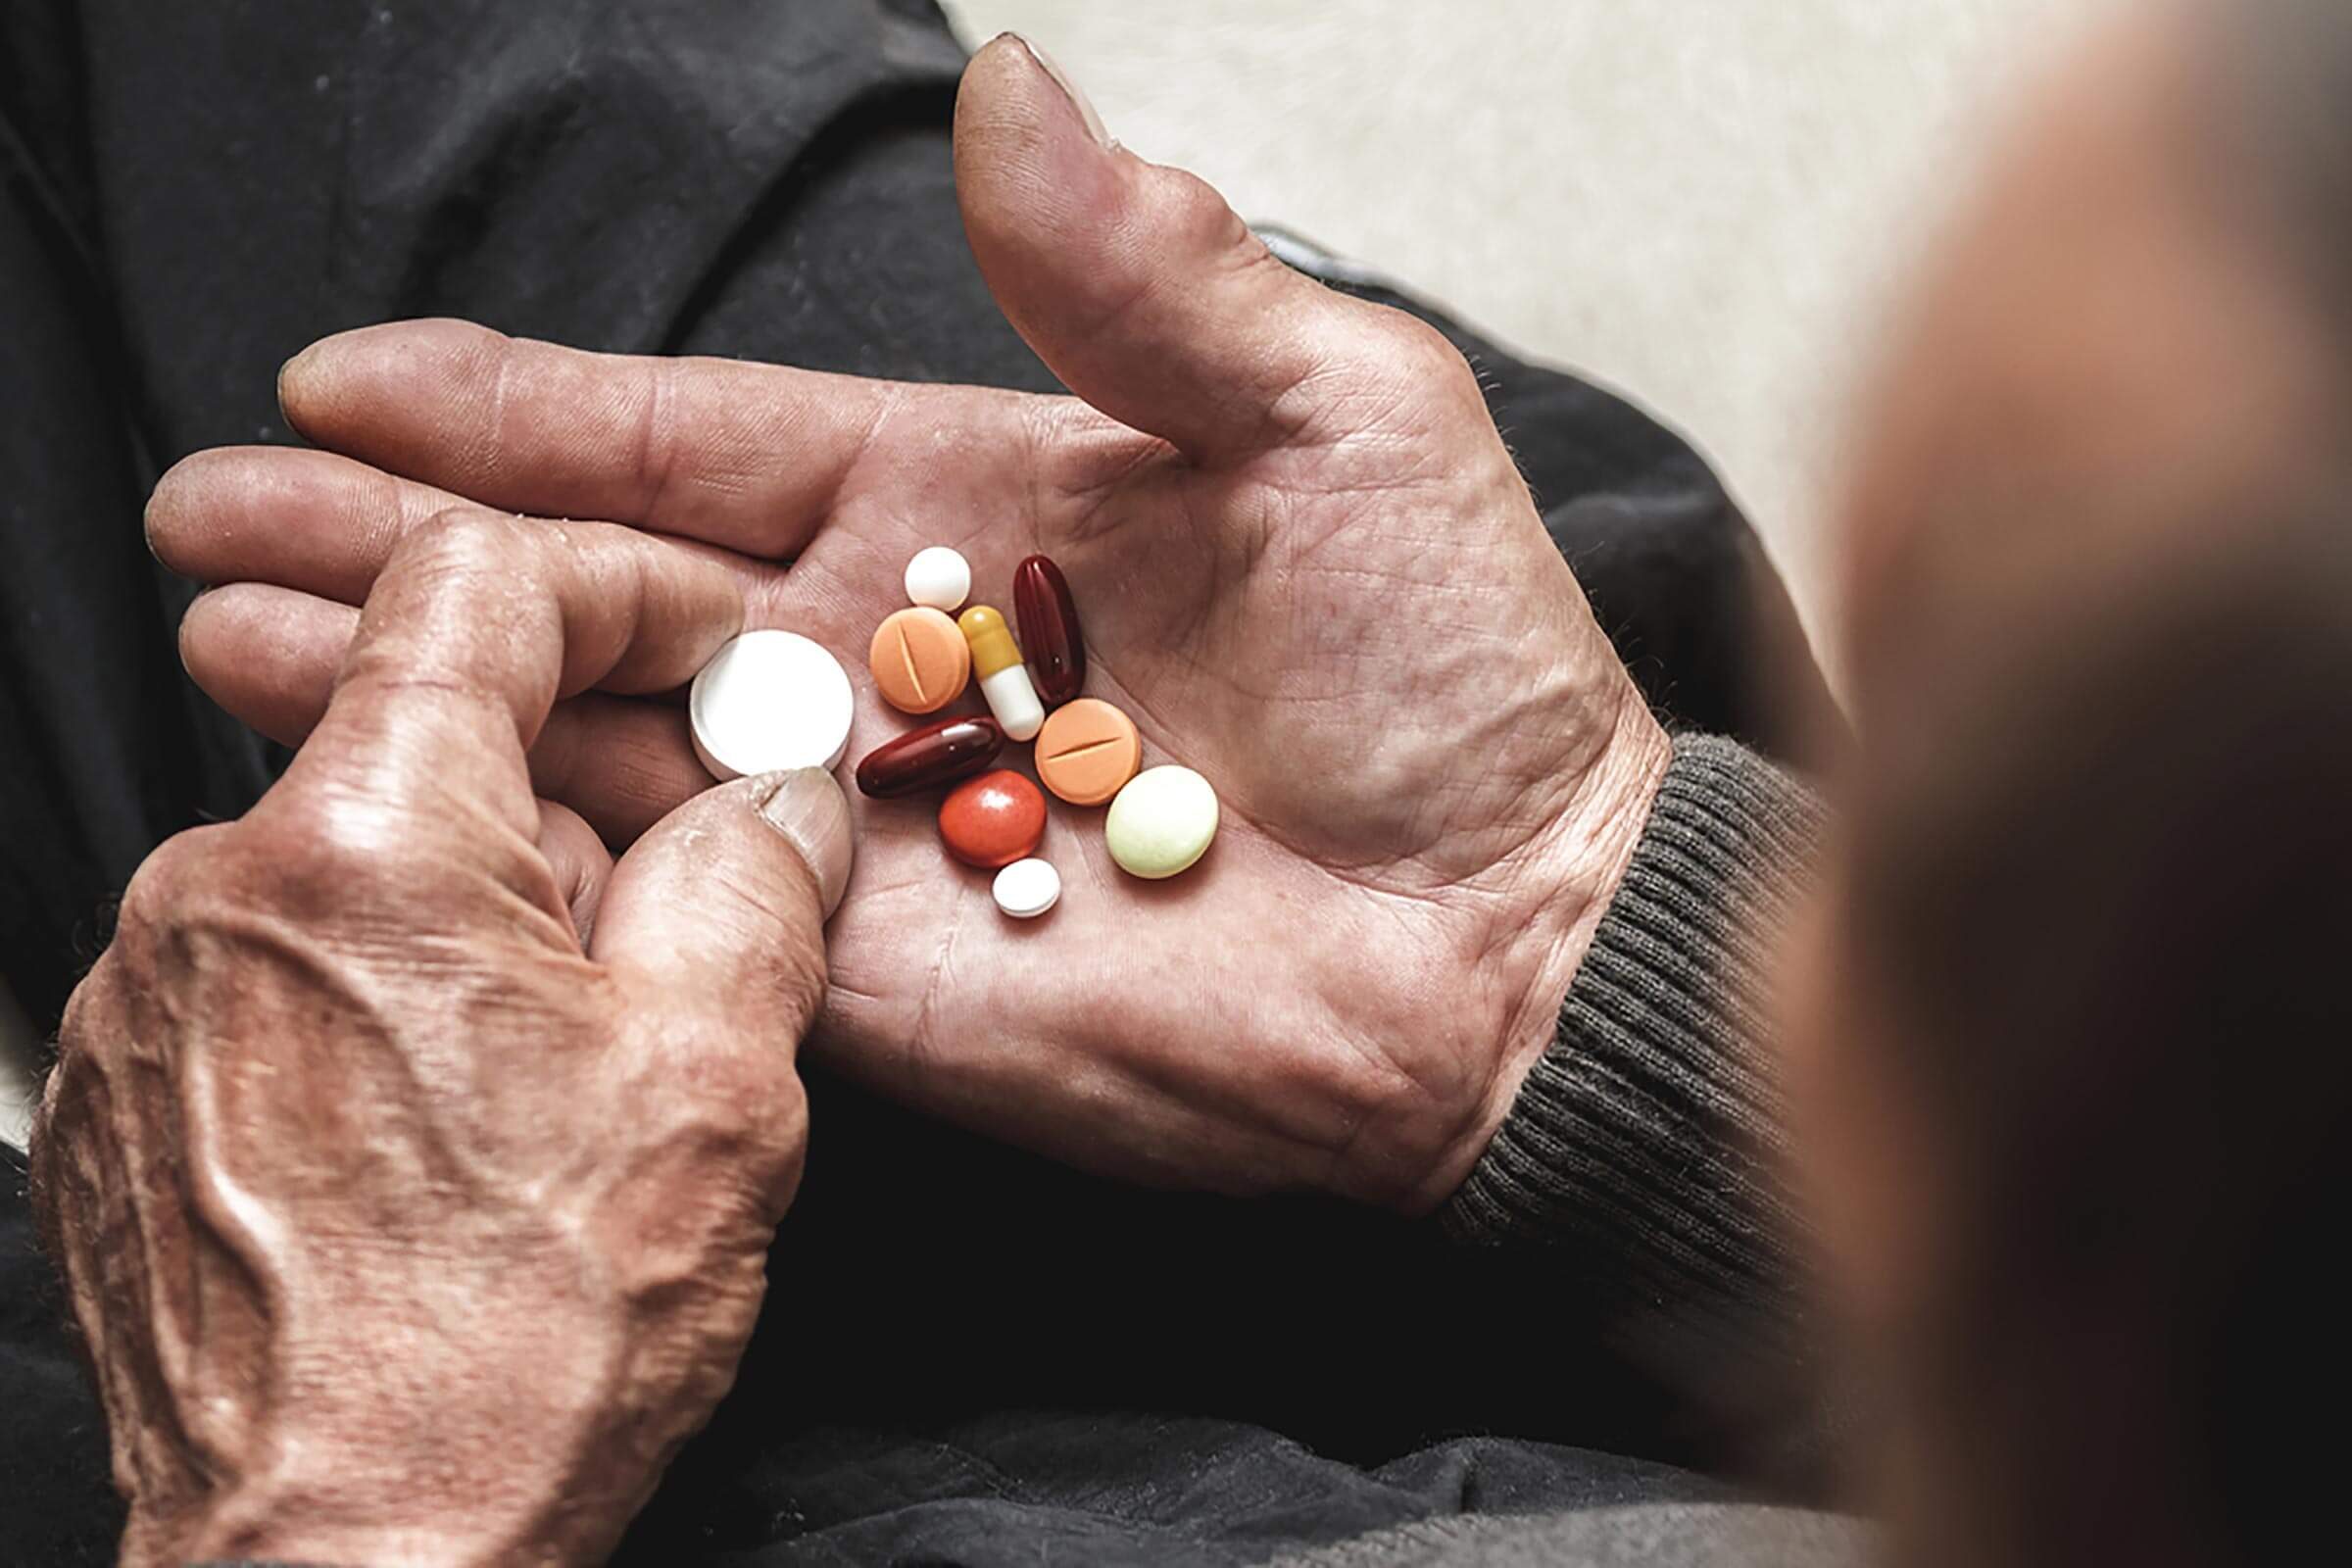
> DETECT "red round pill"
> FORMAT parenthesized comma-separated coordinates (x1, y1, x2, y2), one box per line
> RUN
(937, 769, 1047, 869)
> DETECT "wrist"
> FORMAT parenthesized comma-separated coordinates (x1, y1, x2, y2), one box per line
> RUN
(126, 1260, 644, 1568)
(1404, 685, 1672, 1214)
(157, 1465, 582, 1568)
(1441, 731, 1827, 1367)
(141, 1413, 602, 1568)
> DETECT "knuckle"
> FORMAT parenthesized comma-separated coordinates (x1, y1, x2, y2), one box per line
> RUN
(254, 800, 411, 905)
(631, 357, 683, 510)
(402, 506, 527, 578)
(648, 1033, 809, 1181)
(1151, 167, 1247, 254)
(119, 811, 397, 946)
(113, 824, 235, 932)
(367, 510, 553, 642)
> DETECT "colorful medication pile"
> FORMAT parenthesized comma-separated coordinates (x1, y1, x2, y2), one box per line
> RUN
(690, 545, 1220, 919)
(857, 546, 1219, 917)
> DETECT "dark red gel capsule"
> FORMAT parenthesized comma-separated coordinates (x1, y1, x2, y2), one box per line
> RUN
(1012, 554, 1086, 708)
(855, 715, 1004, 799)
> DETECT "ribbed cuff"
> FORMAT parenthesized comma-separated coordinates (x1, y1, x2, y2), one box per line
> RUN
(1444, 735, 1824, 1342)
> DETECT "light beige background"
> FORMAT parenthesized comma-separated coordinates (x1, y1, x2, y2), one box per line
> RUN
(0, 1, 2119, 1150)
(941, 0, 2117, 638)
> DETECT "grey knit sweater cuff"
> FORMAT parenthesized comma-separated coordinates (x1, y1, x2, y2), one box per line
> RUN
(1444, 734, 1824, 1336)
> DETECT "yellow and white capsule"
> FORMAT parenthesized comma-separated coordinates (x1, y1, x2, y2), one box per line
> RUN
(956, 605, 1045, 741)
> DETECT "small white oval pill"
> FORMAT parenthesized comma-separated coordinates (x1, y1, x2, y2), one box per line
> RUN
(991, 857, 1061, 919)
(689, 629, 855, 781)
(904, 547, 972, 613)
(1104, 765, 1220, 880)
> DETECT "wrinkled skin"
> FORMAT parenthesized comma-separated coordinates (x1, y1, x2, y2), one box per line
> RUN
(151, 37, 1668, 1214)
(33, 514, 851, 1568)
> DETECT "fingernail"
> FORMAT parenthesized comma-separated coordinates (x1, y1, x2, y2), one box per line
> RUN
(1006, 33, 1115, 151)
(755, 768, 854, 919)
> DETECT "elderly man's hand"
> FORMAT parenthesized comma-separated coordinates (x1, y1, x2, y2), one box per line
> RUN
(30, 516, 850, 1568)
(146, 36, 1667, 1214)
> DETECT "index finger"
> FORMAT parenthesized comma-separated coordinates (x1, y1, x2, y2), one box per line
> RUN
(285, 509, 744, 842)
(276, 319, 923, 562)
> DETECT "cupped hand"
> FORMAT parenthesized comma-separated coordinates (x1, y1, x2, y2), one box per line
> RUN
(33, 515, 850, 1568)
(150, 36, 1668, 1212)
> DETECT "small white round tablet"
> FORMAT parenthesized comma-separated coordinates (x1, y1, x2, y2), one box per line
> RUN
(904, 546, 972, 612)
(689, 630, 855, 781)
(991, 857, 1061, 919)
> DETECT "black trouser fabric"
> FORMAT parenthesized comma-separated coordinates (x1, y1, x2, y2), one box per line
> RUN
(1, 4, 1840, 1563)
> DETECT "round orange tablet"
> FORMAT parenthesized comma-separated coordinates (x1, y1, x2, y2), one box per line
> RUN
(1035, 698, 1142, 806)
(869, 607, 970, 714)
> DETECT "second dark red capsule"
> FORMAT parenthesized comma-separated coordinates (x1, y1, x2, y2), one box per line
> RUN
(855, 715, 1004, 799)
(1012, 554, 1086, 709)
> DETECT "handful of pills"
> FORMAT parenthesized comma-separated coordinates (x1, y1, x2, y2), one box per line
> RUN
(688, 544, 1221, 920)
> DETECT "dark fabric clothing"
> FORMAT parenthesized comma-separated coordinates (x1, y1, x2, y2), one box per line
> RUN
(0, 1144, 117, 1567)
(183, 1450, 1868, 1568)
(2, 3, 1846, 1564)
(1446, 735, 1838, 1488)
(194, 1494, 1864, 1568)
(1446, 739, 1821, 1300)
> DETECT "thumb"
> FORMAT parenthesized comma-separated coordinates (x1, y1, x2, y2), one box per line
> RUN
(955, 33, 1380, 462)
(590, 768, 853, 1046)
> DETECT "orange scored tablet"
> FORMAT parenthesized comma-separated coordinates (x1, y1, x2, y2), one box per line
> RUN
(1035, 698, 1142, 806)
(869, 608, 970, 714)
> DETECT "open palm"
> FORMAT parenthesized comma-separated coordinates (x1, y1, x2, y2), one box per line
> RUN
(153, 37, 1667, 1212)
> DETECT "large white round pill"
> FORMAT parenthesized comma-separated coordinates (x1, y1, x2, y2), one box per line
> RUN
(992, 857, 1062, 919)
(1104, 765, 1219, 880)
(689, 630, 855, 781)
(904, 547, 972, 613)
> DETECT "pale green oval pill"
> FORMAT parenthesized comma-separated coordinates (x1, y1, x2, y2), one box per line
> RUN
(1104, 765, 1219, 879)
